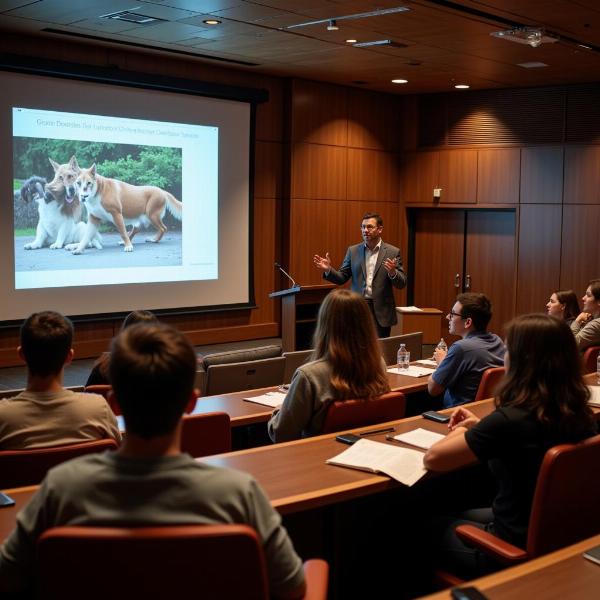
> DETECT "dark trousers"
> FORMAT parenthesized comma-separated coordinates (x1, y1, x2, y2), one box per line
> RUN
(365, 298, 391, 338)
(432, 507, 502, 579)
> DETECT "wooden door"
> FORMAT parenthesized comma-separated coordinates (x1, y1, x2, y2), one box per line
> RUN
(464, 210, 516, 336)
(410, 208, 516, 339)
(411, 210, 465, 341)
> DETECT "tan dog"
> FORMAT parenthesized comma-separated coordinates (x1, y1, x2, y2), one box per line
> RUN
(70, 160, 182, 254)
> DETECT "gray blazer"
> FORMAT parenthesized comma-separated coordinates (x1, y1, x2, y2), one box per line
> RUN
(324, 241, 407, 327)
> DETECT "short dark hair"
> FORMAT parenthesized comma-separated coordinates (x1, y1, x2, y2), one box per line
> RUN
(362, 212, 383, 227)
(109, 323, 197, 439)
(20, 311, 73, 377)
(121, 310, 158, 330)
(589, 279, 600, 302)
(456, 292, 493, 331)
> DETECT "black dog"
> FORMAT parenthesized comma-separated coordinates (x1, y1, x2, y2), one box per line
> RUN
(19, 176, 49, 204)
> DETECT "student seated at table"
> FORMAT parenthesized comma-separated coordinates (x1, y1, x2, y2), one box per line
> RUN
(571, 278, 600, 351)
(85, 309, 158, 386)
(268, 289, 389, 442)
(0, 311, 121, 450)
(427, 292, 505, 408)
(546, 289, 580, 325)
(424, 314, 597, 578)
(0, 323, 305, 598)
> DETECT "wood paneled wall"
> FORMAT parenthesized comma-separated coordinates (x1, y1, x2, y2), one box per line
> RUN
(285, 80, 407, 309)
(0, 33, 285, 366)
(400, 84, 600, 319)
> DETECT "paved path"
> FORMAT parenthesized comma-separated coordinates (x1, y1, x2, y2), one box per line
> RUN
(15, 231, 182, 272)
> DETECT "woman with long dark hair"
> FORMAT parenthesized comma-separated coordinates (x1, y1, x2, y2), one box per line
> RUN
(424, 314, 596, 577)
(546, 289, 580, 325)
(268, 289, 389, 442)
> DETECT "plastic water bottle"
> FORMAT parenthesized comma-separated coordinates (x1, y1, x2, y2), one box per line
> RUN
(436, 338, 448, 352)
(597, 353, 600, 385)
(397, 343, 410, 371)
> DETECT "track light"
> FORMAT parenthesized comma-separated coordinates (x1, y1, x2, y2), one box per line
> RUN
(327, 19, 339, 31)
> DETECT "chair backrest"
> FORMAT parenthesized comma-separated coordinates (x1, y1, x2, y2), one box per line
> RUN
(206, 356, 285, 396)
(84, 384, 120, 415)
(474, 366, 506, 402)
(181, 411, 231, 458)
(582, 345, 600, 373)
(322, 391, 406, 434)
(0, 439, 119, 489)
(200, 345, 282, 370)
(37, 524, 270, 600)
(378, 332, 423, 366)
(527, 434, 600, 557)
(282, 349, 313, 384)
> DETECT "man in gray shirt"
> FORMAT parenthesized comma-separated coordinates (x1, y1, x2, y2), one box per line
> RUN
(0, 323, 305, 598)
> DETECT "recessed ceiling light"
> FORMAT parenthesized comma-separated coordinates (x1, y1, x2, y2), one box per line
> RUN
(391, 79, 408, 84)
(203, 19, 221, 25)
(455, 84, 470, 89)
(346, 39, 357, 43)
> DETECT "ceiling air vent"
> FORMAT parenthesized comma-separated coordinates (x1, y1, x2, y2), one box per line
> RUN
(101, 11, 165, 25)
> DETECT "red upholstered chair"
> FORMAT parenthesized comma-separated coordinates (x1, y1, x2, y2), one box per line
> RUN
(321, 391, 406, 434)
(37, 524, 329, 600)
(0, 439, 119, 489)
(437, 434, 600, 587)
(181, 411, 231, 458)
(84, 384, 120, 416)
(474, 367, 505, 402)
(582, 346, 600, 374)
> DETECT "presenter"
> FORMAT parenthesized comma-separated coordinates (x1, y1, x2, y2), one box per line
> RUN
(313, 212, 406, 338)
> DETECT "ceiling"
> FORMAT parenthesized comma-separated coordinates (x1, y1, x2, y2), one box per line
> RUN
(1, 0, 600, 94)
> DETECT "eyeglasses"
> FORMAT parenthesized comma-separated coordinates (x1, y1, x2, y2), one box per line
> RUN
(361, 224, 379, 231)
(448, 310, 465, 319)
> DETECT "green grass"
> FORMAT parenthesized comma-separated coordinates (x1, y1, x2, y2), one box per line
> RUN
(15, 228, 36, 237)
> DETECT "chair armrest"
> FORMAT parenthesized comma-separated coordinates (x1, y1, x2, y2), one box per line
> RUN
(455, 524, 528, 565)
(303, 559, 329, 600)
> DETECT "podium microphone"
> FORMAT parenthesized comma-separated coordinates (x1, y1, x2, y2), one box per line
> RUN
(274, 262, 299, 289)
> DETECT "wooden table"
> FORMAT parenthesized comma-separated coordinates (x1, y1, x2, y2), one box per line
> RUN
(116, 366, 434, 431)
(392, 308, 444, 345)
(419, 533, 600, 600)
(0, 399, 493, 540)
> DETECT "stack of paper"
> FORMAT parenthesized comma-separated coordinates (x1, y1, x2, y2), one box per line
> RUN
(326, 438, 427, 486)
(398, 306, 423, 313)
(390, 428, 445, 450)
(243, 391, 287, 408)
(587, 385, 600, 407)
(416, 359, 438, 368)
(387, 365, 435, 377)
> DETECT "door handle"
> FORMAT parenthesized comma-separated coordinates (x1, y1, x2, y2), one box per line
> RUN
(465, 274, 471, 290)
(454, 273, 460, 288)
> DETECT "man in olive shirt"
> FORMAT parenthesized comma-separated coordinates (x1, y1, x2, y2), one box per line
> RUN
(0, 311, 120, 449)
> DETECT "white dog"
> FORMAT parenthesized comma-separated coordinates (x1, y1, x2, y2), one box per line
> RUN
(21, 159, 102, 250)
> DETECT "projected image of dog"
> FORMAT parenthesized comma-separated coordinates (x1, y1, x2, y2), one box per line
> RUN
(69, 159, 182, 254)
(21, 157, 101, 250)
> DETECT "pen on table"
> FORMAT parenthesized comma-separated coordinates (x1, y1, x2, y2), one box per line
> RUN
(359, 426, 395, 437)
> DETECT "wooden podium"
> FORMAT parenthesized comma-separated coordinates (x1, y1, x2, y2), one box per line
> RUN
(269, 284, 334, 352)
